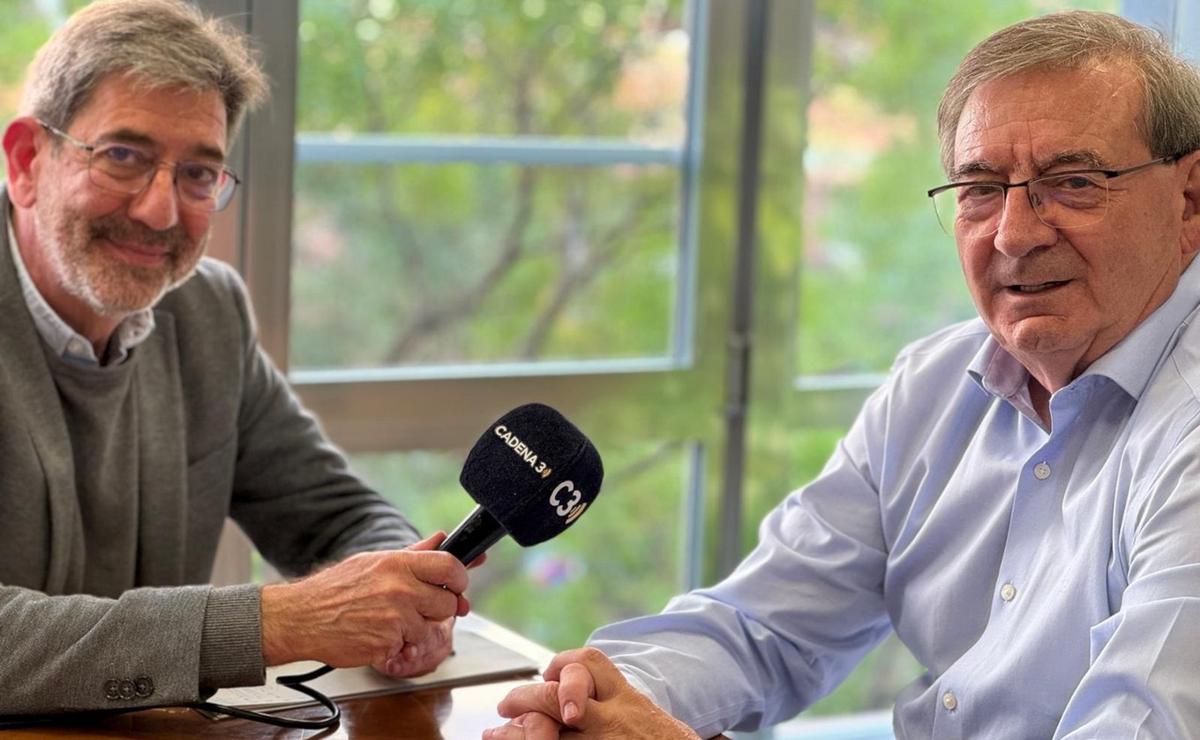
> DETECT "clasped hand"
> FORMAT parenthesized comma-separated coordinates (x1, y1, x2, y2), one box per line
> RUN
(261, 532, 475, 678)
(484, 647, 701, 739)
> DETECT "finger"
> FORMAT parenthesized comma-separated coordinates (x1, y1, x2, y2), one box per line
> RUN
(557, 663, 595, 726)
(457, 592, 471, 617)
(545, 648, 622, 699)
(386, 605, 451, 673)
(406, 531, 448, 551)
(435, 616, 455, 642)
(482, 721, 526, 740)
(397, 618, 453, 671)
(497, 682, 563, 722)
(382, 630, 425, 676)
(467, 551, 488, 569)
(382, 646, 423, 678)
(544, 647, 605, 682)
(515, 711, 564, 740)
(408, 551, 470, 594)
(388, 637, 450, 677)
(414, 582, 462, 621)
(399, 614, 432, 651)
(485, 712, 563, 740)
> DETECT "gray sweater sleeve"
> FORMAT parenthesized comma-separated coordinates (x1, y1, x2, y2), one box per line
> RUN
(198, 584, 264, 691)
(0, 584, 212, 714)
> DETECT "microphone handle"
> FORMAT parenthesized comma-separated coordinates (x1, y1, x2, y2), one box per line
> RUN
(438, 504, 507, 564)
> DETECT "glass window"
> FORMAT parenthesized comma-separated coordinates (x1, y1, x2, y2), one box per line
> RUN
(292, 0, 694, 371)
(292, 162, 680, 368)
(0, 1, 85, 181)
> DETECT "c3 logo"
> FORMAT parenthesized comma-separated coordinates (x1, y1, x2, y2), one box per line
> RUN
(549, 480, 588, 524)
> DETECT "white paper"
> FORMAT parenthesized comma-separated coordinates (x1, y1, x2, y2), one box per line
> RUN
(205, 628, 539, 714)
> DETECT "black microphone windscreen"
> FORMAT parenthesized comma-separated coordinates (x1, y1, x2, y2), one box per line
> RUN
(458, 403, 603, 547)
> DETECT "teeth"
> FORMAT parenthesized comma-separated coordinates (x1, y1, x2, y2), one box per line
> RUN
(1013, 282, 1062, 293)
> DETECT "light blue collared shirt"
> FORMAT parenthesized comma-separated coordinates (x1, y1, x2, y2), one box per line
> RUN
(592, 258, 1200, 739)
(7, 209, 154, 365)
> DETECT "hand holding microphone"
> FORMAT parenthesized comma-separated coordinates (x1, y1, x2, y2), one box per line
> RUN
(260, 532, 469, 676)
(260, 403, 603, 679)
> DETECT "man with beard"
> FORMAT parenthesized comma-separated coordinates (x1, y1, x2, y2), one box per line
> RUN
(487, 10, 1200, 740)
(0, 0, 472, 717)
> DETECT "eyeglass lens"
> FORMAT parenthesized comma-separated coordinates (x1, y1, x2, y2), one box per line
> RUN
(932, 174, 1110, 238)
(87, 144, 234, 212)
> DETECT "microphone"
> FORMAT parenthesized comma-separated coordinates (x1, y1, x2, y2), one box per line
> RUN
(438, 403, 604, 564)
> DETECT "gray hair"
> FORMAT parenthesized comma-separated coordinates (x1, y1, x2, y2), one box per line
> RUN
(21, 0, 268, 141)
(937, 10, 1200, 174)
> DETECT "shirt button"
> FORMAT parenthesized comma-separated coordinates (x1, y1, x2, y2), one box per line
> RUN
(68, 339, 89, 355)
(1033, 462, 1051, 480)
(1000, 583, 1017, 602)
(942, 691, 958, 711)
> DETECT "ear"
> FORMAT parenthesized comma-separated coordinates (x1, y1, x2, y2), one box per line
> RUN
(1179, 150, 1200, 256)
(3, 117, 46, 209)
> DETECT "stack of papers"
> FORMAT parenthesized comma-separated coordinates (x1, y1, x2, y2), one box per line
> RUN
(203, 628, 540, 715)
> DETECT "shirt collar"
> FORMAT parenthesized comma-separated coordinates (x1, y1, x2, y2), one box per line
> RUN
(967, 338, 1040, 419)
(7, 207, 155, 366)
(1084, 257, 1200, 399)
(969, 257, 1200, 404)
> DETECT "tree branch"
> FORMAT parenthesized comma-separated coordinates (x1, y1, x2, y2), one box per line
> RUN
(382, 165, 538, 362)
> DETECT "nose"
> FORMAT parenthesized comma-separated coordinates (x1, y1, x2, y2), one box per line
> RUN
(125, 165, 179, 232)
(992, 185, 1056, 258)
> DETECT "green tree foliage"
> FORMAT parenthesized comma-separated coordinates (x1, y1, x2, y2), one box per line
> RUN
(0, 1, 85, 179)
(292, 0, 686, 369)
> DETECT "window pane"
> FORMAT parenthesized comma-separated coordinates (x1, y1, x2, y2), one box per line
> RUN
(292, 162, 680, 369)
(291, 0, 694, 372)
(0, 1, 83, 181)
(351, 439, 691, 649)
(796, 0, 1119, 377)
(298, 0, 689, 141)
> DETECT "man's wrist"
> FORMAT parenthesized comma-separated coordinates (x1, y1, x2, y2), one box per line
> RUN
(260, 582, 297, 666)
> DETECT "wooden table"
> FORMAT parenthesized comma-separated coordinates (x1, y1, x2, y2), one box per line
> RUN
(0, 617, 554, 739)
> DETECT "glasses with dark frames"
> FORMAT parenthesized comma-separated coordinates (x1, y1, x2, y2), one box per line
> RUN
(926, 155, 1183, 238)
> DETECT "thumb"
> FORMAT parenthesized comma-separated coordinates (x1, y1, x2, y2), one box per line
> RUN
(406, 531, 448, 552)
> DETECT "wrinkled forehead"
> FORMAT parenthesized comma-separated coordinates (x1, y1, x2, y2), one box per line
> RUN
(952, 64, 1147, 177)
(58, 72, 231, 151)
(69, 73, 229, 157)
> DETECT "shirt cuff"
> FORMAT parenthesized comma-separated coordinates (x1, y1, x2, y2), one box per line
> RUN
(198, 584, 266, 690)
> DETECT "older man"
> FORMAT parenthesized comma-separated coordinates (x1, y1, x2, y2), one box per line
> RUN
(0, 0, 470, 717)
(488, 10, 1200, 740)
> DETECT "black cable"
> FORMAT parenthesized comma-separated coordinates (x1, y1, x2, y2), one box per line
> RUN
(0, 663, 341, 730)
(194, 662, 340, 729)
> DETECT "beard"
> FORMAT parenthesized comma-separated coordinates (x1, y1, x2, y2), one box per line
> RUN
(33, 200, 207, 317)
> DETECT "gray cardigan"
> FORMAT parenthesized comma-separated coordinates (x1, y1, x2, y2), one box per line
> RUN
(0, 194, 420, 715)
